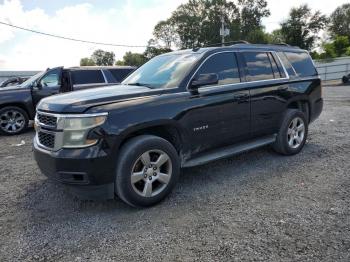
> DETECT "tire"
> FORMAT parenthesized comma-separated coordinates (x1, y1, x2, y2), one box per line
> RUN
(0, 106, 29, 135)
(342, 76, 349, 84)
(273, 109, 308, 155)
(115, 135, 180, 207)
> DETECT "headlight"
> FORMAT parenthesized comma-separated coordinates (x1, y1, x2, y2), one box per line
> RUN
(61, 113, 107, 148)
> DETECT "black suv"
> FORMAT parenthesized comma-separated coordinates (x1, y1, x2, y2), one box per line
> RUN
(0, 66, 135, 135)
(33, 44, 323, 207)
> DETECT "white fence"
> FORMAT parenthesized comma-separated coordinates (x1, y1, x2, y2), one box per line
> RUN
(315, 56, 350, 81)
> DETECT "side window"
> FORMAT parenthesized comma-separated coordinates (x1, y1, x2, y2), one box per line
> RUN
(277, 52, 296, 78)
(195, 52, 240, 86)
(40, 69, 60, 87)
(109, 69, 134, 82)
(71, 70, 105, 85)
(284, 52, 318, 77)
(268, 53, 282, 78)
(243, 52, 274, 81)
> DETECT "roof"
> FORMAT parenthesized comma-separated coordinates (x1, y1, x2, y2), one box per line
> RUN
(165, 43, 305, 57)
(68, 66, 136, 70)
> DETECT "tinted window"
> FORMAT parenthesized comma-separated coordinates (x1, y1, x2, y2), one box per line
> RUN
(277, 52, 296, 77)
(40, 69, 60, 87)
(71, 70, 105, 85)
(195, 52, 240, 86)
(284, 52, 317, 77)
(268, 53, 282, 78)
(109, 69, 134, 82)
(243, 52, 274, 81)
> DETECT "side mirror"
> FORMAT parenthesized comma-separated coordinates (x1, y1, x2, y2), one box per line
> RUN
(190, 73, 219, 90)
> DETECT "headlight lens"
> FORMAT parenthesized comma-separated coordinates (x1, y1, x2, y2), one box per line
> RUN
(61, 114, 107, 148)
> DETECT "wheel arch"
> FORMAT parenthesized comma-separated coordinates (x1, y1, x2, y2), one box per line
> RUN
(0, 103, 32, 119)
(117, 121, 185, 156)
(286, 99, 310, 123)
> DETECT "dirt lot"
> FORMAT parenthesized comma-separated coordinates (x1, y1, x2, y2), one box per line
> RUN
(0, 85, 349, 262)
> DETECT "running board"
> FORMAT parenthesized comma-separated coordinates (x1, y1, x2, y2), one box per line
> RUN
(183, 134, 277, 168)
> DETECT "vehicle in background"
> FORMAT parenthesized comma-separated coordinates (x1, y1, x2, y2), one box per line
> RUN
(0, 76, 29, 88)
(342, 73, 350, 84)
(0, 66, 136, 135)
(33, 43, 323, 207)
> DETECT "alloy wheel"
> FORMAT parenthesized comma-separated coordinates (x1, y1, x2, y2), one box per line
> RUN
(130, 150, 172, 198)
(287, 117, 305, 149)
(0, 110, 25, 133)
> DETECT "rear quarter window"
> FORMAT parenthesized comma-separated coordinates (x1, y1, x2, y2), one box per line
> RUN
(243, 52, 275, 81)
(284, 52, 317, 77)
(71, 70, 105, 85)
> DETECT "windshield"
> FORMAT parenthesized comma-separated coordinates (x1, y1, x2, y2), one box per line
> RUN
(19, 71, 44, 87)
(122, 53, 201, 89)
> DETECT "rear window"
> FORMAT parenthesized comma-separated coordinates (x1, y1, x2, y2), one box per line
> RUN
(71, 70, 105, 85)
(284, 52, 317, 77)
(243, 52, 275, 81)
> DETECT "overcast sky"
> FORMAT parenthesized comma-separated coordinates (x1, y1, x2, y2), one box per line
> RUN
(0, 0, 348, 70)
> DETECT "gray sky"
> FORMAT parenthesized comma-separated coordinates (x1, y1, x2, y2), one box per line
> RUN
(0, 0, 348, 70)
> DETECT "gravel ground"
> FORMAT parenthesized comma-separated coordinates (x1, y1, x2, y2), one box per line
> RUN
(0, 85, 349, 262)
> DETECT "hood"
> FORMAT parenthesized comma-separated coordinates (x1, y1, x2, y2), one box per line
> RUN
(37, 84, 160, 113)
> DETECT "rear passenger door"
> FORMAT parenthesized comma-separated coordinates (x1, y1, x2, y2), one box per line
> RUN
(241, 51, 289, 137)
(182, 52, 250, 153)
(71, 70, 107, 91)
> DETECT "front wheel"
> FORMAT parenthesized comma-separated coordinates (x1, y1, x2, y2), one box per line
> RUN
(0, 106, 29, 135)
(115, 135, 180, 207)
(273, 109, 308, 155)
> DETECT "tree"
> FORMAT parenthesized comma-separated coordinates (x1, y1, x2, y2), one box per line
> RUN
(80, 57, 96, 66)
(238, 0, 270, 38)
(153, 0, 270, 49)
(153, 19, 179, 48)
(280, 5, 328, 51)
(91, 49, 115, 66)
(117, 52, 147, 67)
(329, 4, 350, 39)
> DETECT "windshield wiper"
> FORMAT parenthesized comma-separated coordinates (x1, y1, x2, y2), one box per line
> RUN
(126, 82, 154, 89)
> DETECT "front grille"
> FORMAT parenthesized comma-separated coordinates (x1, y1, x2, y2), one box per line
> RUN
(37, 114, 57, 128)
(38, 131, 55, 149)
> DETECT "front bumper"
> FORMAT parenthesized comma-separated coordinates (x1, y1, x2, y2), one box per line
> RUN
(33, 138, 115, 200)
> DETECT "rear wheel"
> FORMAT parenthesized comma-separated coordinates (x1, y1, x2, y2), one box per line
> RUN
(115, 135, 180, 207)
(342, 75, 349, 84)
(0, 106, 29, 135)
(273, 109, 308, 155)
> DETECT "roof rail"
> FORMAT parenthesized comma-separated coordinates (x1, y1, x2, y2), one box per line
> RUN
(192, 40, 250, 51)
(273, 42, 290, 46)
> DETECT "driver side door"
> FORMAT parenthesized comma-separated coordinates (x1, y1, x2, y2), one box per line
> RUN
(31, 67, 63, 106)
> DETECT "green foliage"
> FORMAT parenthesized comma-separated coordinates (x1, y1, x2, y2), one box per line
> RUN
(153, 0, 270, 48)
(280, 4, 328, 51)
(346, 47, 350, 56)
(80, 57, 96, 66)
(329, 4, 350, 38)
(153, 19, 179, 48)
(333, 36, 350, 57)
(117, 52, 147, 67)
(91, 49, 115, 66)
(316, 36, 350, 59)
(144, 46, 172, 60)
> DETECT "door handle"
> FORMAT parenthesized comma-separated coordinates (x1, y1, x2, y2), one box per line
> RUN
(278, 86, 288, 91)
(233, 94, 249, 103)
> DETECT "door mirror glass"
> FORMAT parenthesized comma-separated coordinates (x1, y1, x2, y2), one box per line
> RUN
(190, 73, 219, 89)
